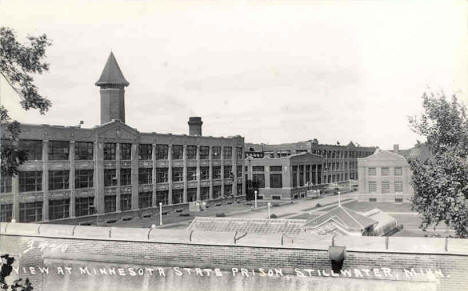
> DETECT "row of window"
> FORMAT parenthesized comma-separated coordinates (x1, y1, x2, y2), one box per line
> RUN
(368, 167, 402, 176)
(251, 166, 283, 172)
(18, 140, 243, 161)
(252, 173, 283, 189)
(368, 181, 403, 193)
(311, 149, 373, 159)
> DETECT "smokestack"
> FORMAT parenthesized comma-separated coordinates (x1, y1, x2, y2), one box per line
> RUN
(393, 144, 399, 153)
(188, 117, 203, 136)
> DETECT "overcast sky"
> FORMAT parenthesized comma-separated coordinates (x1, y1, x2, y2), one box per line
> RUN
(1, 0, 467, 149)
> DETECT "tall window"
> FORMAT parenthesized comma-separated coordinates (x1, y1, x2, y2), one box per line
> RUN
(212, 146, 221, 160)
(223, 146, 232, 159)
(186, 145, 197, 159)
(236, 165, 242, 177)
(213, 185, 221, 199)
(172, 189, 183, 204)
(19, 140, 42, 160)
(253, 173, 265, 188)
(368, 181, 377, 193)
(139, 192, 152, 208)
(0, 204, 12, 222)
(187, 167, 197, 181)
(104, 196, 116, 213)
(172, 145, 183, 160)
(156, 191, 168, 205)
(138, 168, 152, 185)
(223, 166, 232, 179)
(156, 144, 168, 160)
(381, 167, 389, 176)
(49, 141, 69, 160)
(19, 201, 43, 222)
(213, 166, 221, 179)
(394, 167, 402, 176)
(139, 144, 152, 160)
(236, 147, 243, 159)
(270, 166, 282, 172)
(172, 167, 184, 182)
(199, 146, 209, 160)
(75, 142, 93, 160)
(381, 181, 390, 193)
(104, 169, 117, 187)
(187, 188, 197, 202)
(368, 167, 376, 176)
(267, 172, 282, 188)
(120, 143, 132, 160)
(120, 168, 131, 186)
(394, 181, 403, 193)
(237, 183, 243, 195)
(252, 166, 264, 172)
(156, 168, 168, 183)
(19, 171, 42, 192)
(1, 176, 12, 193)
(103, 143, 116, 160)
(224, 184, 232, 195)
(200, 167, 209, 180)
(120, 194, 132, 211)
(75, 169, 93, 188)
(49, 199, 70, 220)
(75, 197, 94, 217)
(49, 170, 69, 190)
(200, 187, 209, 200)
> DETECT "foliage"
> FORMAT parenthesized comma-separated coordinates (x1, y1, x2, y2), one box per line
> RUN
(0, 27, 51, 176)
(408, 91, 468, 237)
(0, 254, 33, 291)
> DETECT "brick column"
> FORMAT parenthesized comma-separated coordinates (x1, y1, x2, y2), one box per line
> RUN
(196, 145, 201, 201)
(42, 140, 49, 221)
(152, 144, 157, 207)
(168, 144, 173, 205)
(11, 175, 19, 222)
(209, 146, 213, 200)
(94, 141, 104, 214)
(232, 147, 237, 196)
(115, 143, 121, 212)
(220, 147, 225, 198)
(131, 143, 139, 210)
(69, 141, 76, 217)
(183, 145, 188, 203)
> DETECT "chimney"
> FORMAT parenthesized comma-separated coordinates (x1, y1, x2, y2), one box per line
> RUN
(393, 144, 399, 153)
(188, 117, 203, 136)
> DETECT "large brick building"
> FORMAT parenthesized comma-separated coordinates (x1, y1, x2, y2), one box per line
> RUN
(0, 52, 245, 223)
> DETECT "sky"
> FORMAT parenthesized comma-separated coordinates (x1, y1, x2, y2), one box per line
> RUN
(1, 0, 467, 150)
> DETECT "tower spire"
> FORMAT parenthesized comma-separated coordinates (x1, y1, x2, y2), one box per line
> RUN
(95, 52, 129, 87)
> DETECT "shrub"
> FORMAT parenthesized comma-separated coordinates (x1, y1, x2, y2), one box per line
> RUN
(316, 203, 322, 208)
(179, 213, 190, 217)
(216, 213, 226, 217)
(270, 214, 278, 219)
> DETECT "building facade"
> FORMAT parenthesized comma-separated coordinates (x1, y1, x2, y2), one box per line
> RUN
(245, 152, 323, 200)
(357, 148, 413, 202)
(0, 53, 245, 223)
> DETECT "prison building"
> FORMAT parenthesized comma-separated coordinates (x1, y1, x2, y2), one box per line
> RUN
(245, 152, 323, 200)
(0, 52, 245, 223)
(245, 141, 375, 184)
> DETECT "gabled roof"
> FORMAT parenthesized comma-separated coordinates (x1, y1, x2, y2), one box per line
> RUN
(95, 52, 129, 87)
(359, 148, 407, 162)
(304, 206, 377, 232)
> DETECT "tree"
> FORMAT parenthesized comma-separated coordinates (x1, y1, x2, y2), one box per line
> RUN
(0, 27, 52, 176)
(408, 91, 468, 237)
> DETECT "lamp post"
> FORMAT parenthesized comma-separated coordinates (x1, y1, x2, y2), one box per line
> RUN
(254, 190, 258, 209)
(159, 202, 163, 226)
(267, 202, 271, 219)
(338, 191, 341, 207)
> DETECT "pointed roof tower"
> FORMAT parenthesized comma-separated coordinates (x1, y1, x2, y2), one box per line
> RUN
(95, 52, 130, 87)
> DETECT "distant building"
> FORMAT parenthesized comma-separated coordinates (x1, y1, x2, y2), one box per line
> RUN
(245, 152, 323, 200)
(357, 146, 413, 203)
(0, 52, 245, 223)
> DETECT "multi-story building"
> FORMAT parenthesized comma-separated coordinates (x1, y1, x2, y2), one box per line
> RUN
(0, 52, 245, 223)
(245, 141, 375, 184)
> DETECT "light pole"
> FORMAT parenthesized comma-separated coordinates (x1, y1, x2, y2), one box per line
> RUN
(267, 202, 271, 219)
(254, 190, 258, 209)
(159, 202, 163, 226)
(338, 191, 341, 207)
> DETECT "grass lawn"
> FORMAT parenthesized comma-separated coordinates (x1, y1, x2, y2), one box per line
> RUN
(341, 201, 413, 212)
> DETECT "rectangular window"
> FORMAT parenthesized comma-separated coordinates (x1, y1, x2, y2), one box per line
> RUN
(186, 145, 197, 159)
(382, 181, 390, 193)
(187, 167, 197, 181)
(252, 166, 264, 172)
(156, 144, 168, 160)
(104, 169, 117, 187)
(236, 165, 242, 177)
(138, 168, 152, 185)
(0, 204, 12, 222)
(200, 167, 209, 180)
(270, 166, 282, 172)
(187, 188, 197, 202)
(1, 176, 12, 193)
(212, 166, 221, 179)
(381, 167, 389, 176)
(75, 169, 94, 189)
(172, 189, 183, 204)
(120, 168, 131, 186)
(103, 143, 116, 160)
(19, 201, 43, 222)
(156, 168, 168, 183)
(212, 146, 221, 160)
(172, 167, 184, 182)
(224, 184, 232, 195)
(120, 194, 132, 211)
(213, 185, 221, 199)
(104, 196, 116, 213)
(139, 144, 152, 160)
(139, 192, 152, 209)
(49, 170, 69, 190)
(49, 141, 69, 160)
(253, 173, 265, 188)
(394, 167, 403, 176)
(156, 190, 169, 205)
(394, 181, 403, 193)
(19, 140, 42, 160)
(368, 181, 377, 193)
(120, 143, 132, 160)
(171, 145, 183, 160)
(223, 146, 232, 159)
(200, 187, 210, 200)
(236, 147, 243, 159)
(199, 146, 209, 160)
(270, 174, 283, 188)
(237, 183, 243, 195)
(75, 142, 93, 160)
(223, 166, 232, 179)
(19, 171, 42, 192)
(49, 199, 70, 220)
(75, 197, 94, 217)
(368, 167, 376, 176)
